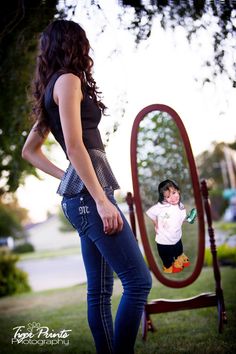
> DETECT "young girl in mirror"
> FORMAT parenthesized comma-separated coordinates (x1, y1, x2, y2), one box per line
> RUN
(146, 179, 196, 274)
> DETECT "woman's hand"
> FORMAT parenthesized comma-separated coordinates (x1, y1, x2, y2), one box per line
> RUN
(96, 198, 123, 235)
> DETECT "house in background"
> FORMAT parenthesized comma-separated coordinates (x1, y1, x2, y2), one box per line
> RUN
(26, 215, 79, 251)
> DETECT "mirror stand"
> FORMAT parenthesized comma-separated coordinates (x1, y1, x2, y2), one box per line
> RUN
(200, 180, 227, 331)
(126, 179, 227, 340)
(127, 104, 227, 340)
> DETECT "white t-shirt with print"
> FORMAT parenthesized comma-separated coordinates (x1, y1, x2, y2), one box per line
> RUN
(146, 202, 187, 245)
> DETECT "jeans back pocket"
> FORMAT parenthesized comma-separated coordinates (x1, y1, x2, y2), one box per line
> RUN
(61, 195, 89, 236)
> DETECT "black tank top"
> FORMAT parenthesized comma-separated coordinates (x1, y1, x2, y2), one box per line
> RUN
(43, 71, 120, 196)
(44, 72, 104, 158)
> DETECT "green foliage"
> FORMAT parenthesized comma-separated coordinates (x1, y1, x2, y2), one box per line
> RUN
(0, 1, 59, 194)
(13, 242, 35, 254)
(196, 142, 229, 190)
(118, 1, 236, 88)
(204, 244, 236, 267)
(0, 248, 31, 297)
(196, 141, 236, 219)
(137, 111, 193, 210)
(1, 1, 235, 196)
(229, 141, 236, 150)
(218, 222, 236, 236)
(0, 201, 26, 238)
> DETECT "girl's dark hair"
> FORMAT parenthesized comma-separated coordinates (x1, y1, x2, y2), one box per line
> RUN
(158, 179, 180, 204)
(30, 19, 106, 136)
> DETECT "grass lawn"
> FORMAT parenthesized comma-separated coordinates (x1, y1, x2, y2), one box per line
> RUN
(18, 246, 81, 261)
(0, 267, 235, 354)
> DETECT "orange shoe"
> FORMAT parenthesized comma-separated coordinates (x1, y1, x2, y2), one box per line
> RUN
(163, 264, 183, 273)
(177, 253, 190, 267)
(173, 258, 184, 269)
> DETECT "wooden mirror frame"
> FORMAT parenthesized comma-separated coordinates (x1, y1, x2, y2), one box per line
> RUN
(131, 104, 205, 288)
(127, 104, 227, 339)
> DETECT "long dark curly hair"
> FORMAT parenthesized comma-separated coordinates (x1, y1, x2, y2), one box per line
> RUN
(30, 19, 106, 136)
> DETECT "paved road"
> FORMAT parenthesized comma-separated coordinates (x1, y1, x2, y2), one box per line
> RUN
(17, 227, 235, 293)
(18, 255, 87, 292)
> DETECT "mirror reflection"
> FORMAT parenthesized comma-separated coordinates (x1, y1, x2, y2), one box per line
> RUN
(136, 111, 199, 280)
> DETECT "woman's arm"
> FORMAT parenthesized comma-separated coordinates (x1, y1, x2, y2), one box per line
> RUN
(54, 73, 123, 235)
(22, 127, 65, 180)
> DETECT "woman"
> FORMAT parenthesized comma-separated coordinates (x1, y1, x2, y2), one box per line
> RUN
(22, 20, 152, 354)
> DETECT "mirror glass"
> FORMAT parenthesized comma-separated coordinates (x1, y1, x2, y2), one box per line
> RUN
(136, 110, 199, 281)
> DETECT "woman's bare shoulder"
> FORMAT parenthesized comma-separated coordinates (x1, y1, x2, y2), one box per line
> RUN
(56, 72, 81, 87)
(54, 73, 82, 103)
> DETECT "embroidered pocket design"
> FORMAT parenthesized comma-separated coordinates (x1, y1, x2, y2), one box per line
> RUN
(79, 205, 90, 215)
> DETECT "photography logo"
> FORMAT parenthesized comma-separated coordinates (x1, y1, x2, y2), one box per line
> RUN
(11, 322, 72, 346)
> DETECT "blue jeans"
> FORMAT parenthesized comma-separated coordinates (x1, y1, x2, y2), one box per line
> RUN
(61, 188, 152, 354)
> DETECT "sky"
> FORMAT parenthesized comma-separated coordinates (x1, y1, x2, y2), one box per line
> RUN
(16, 1, 236, 222)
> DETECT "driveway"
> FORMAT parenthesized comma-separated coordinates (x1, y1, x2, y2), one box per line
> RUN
(18, 254, 87, 292)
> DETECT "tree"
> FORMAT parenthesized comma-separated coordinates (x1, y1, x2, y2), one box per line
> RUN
(137, 111, 193, 209)
(113, 1, 236, 86)
(196, 141, 236, 190)
(1, 0, 235, 195)
(0, 197, 28, 239)
(196, 141, 236, 219)
(0, 0, 62, 195)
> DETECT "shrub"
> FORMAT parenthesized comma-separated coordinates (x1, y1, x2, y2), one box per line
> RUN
(0, 201, 26, 238)
(0, 248, 31, 297)
(13, 242, 35, 254)
(204, 244, 236, 267)
(216, 222, 236, 236)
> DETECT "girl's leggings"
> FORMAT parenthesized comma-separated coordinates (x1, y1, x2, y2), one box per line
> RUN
(157, 239, 183, 268)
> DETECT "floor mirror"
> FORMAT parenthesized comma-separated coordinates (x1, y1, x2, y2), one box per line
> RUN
(126, 104, 227, 339)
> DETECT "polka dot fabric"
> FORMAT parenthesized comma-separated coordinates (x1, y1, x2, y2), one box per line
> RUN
(57, 149, 120, 196)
